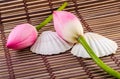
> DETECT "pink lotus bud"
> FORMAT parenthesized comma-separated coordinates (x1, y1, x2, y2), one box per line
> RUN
(53, 11, 84, 43)
(6, 23, 38, 50)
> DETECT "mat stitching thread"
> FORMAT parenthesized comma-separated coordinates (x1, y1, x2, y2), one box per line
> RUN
(48, 0, 53, 13)
(72, 0, 92, 32)
(41, 55, 55, 79)
(0, 10, 15, 79)
(111, 54, 119, 66)
(110, 3, 120, 66)
(39, 0, 56, 79)
(72, 0, 94, 79)
(72, 0, 120, 78)
(72, 0, 120, 68)
(23, 0, 31, 23)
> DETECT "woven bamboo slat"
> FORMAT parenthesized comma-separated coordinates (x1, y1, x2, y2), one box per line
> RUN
(0, 0, 120, 79)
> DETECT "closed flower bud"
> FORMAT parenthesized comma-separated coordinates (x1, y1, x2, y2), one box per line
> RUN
(6, 23, 37, 50)
(53, 11, 83, 43)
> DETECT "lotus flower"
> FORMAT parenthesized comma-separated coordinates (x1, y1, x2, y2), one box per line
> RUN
(6, 23, 38, 50)
(53, 11, 83, 43)
(53, 11, 120, 78)
(6, 2, 68, 50)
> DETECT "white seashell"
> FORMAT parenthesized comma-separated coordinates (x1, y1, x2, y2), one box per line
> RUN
(31, 31, 73, 55)
(71, 32, 118, 58)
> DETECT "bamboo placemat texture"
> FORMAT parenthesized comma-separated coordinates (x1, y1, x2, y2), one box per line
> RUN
(0, 0, 120, 79)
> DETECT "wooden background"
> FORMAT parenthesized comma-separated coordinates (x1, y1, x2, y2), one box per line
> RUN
(0, 0, 120, 79)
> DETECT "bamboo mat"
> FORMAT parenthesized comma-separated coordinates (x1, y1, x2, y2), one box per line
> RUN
(0, 0, 120, 79)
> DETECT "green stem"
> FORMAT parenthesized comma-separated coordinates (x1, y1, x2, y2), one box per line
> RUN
(78, 35, 120, 78)
(36, 2, 68, 31)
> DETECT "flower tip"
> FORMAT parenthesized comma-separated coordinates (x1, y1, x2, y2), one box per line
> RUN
(6, 42, 15, 49)
(53, 11, 57, 14)
(53, 10, 60, 13)
(6, 42, 27, 50)
(6, 41, 20, 50)
(53, 11, 61, 14)
(53, 11, 59, 17)
(53, 11, 65, 16)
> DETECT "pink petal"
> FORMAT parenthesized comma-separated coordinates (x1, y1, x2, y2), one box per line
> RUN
(6, 23, 38, 50)
(53, 11, 83, 43)
(53, 11, 75, 36)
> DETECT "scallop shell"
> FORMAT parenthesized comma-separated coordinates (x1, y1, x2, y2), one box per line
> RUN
(31, 31, 73, 55)
(71, 32, 118, 58)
